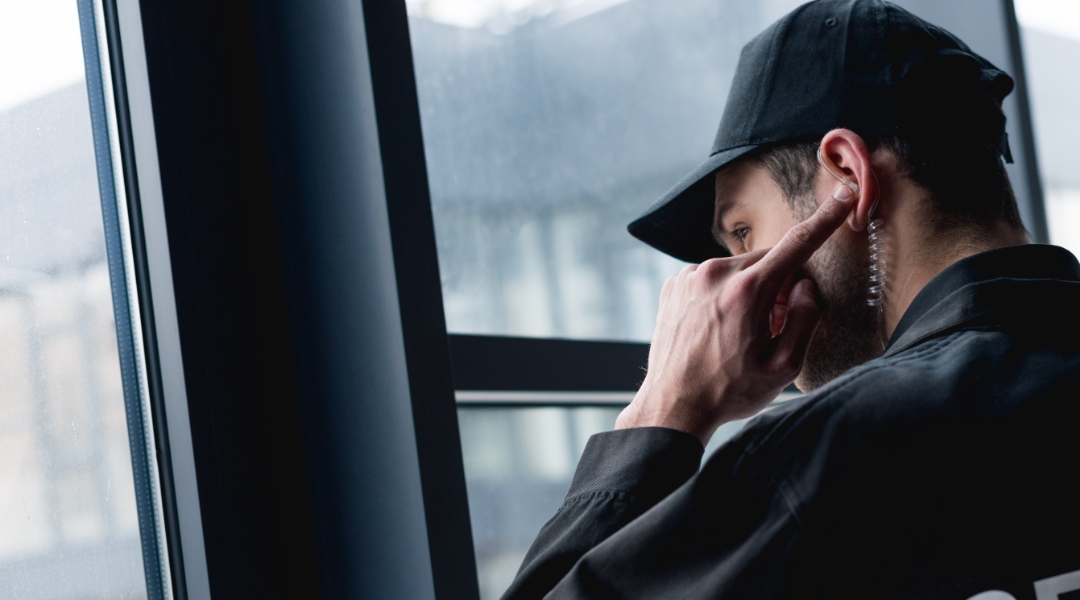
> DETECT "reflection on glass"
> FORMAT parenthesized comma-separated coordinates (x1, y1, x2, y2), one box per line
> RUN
(1015, 1, 1080, 253)
(0, 2, 148, 598)
(459, 404, 751, 600)
(409, 0, 804, 341)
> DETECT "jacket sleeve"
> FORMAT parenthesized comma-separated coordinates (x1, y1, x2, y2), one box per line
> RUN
(500, 427, 704, 600)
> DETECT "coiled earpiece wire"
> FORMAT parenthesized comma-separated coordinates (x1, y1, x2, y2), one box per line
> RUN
(816, 147, 888, 350)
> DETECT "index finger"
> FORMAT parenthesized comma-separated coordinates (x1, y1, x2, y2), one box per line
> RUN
(751, 185, 856, 289)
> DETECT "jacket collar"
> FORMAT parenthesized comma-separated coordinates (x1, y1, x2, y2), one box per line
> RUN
(884, 244, 1080, 357)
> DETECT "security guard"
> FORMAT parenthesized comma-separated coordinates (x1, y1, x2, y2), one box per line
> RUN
(503, 1, 1080, 598)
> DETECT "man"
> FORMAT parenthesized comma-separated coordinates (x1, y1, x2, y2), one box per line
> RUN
(503, 1, 1080, 599)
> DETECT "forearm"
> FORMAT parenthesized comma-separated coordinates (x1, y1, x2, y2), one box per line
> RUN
(501, 427, 703, 600)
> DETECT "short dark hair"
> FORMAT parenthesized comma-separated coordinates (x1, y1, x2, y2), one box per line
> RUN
(752, 135, 1025, 236)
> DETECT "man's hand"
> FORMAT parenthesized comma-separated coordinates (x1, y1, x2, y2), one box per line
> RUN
(615, 185, 856, 446)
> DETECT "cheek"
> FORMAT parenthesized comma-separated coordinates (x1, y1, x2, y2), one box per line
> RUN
(804, 234, 872, 307)
(757, 213, 800, 250)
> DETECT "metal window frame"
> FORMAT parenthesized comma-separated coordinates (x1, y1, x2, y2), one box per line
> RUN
(78, 1, 177, 598)
(1002, 0, 1049, 243)
(448, 335, 650, 393)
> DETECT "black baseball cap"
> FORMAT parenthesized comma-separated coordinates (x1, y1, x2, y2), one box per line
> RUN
(627, 0, 1015, 263)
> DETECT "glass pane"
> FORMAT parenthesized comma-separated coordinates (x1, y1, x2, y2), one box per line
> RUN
(0, 1, 149, 597)
(459, 404, 750, 600)
(458, 406, 620, 599)
(1015, 1, 1080, 253)
(408, 0, 805, 342)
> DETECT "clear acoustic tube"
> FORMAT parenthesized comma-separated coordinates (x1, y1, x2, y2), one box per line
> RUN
(866, 216, 886, 309)
(816, 147, 886, 311)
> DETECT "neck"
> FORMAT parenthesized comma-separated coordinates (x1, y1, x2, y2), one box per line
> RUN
(881, 218, 1029, 340)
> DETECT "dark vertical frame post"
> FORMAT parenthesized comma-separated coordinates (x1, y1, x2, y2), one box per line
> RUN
(1002, 0, 1050, 243)
(247, 0, 478, 596)
(136, 0, 322, 596)
(137, 0, 477, 595)
(361, 2, 481, 598)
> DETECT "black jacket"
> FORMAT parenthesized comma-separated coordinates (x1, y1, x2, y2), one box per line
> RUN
(503, 244, 1080, 600)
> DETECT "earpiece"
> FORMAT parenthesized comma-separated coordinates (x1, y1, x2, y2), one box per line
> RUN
(816, 147, 860, 196)
(866, 218, 886, 309)
(816, 146, 886, 313)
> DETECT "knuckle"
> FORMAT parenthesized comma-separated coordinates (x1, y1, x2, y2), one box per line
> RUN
(800, 300, 823, 318)
(818, 199, 848, 225)
(727, 273, 758, 300)
(793, 288, 823, 315)
(698, 258, 730, 278)
(742, 269, 763, 289)
(817, 198, 841, 217)
(736, 249, 766, 268)
(786, 222, 816, 247)
(661, 275, 678, 295)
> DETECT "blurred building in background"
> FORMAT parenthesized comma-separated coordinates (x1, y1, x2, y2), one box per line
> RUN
(0, 83, 147, 598)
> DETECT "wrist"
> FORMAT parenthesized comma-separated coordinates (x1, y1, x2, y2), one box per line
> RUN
(616, 383, 714, 446)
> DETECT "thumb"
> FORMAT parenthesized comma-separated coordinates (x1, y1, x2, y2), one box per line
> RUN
(770, 278, 822, 378)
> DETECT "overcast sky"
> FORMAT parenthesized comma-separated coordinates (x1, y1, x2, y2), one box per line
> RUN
(0, 0, 1075, 114)
(1016, 0, 1080, 41)
(0, 0, 85, 113)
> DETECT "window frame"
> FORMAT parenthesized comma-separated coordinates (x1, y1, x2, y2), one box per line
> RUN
(106, 0, 212, 597)
(1002, 0, 1049, 243)
(79, 1, 177, 598)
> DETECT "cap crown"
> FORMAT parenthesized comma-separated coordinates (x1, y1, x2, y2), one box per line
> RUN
(629, 0, 1014, 263)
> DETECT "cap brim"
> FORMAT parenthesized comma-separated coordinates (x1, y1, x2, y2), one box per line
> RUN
(628, 144, 760, 263)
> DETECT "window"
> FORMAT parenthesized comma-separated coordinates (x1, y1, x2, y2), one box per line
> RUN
(409, 0, 814, 342)
(458, 405, 620, 595)
(0, 1, 169, 598)
(408, 1, 1046, 598)
(1015, 0, 1080, 255)
(7, 1, 1040, 597)
(406, 1, 811, 597)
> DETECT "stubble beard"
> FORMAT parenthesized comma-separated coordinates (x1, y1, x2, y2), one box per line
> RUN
(793, 208, 885, 392)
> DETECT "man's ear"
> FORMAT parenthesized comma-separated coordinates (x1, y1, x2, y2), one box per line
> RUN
(818, 129, 878, 232)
